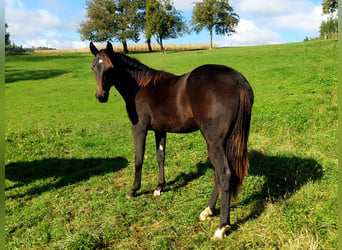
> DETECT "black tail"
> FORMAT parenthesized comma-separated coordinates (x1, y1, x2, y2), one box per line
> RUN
(227, 78, 254, 198)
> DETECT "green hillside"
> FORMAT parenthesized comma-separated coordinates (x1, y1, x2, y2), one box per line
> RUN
(5, 39, 337, 249)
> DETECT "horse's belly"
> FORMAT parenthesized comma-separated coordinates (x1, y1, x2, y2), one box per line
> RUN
(150, 113, 198, 133)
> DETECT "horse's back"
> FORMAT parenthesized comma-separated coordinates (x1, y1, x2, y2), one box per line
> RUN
(187, 64, 246, 88)
(186, 64, 248, 109)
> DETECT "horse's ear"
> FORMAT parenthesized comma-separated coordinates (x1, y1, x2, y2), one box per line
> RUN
(90, 42, 99, 56)
(106, 41, 114, 53)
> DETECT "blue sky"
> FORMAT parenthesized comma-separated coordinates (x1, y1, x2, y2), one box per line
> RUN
(5, 0, 328, 49)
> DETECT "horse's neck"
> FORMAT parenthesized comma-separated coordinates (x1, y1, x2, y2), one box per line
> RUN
(113, 53, 175, 88)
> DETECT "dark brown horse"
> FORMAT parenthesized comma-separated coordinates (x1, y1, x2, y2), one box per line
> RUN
(90, 42, 254, 239)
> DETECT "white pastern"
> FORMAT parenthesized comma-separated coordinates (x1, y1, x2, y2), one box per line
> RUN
(153, 189, 161, 197)
(159, 145, 164, 151)
(199, 206, 213, 221)
(212, 226, 227, 240)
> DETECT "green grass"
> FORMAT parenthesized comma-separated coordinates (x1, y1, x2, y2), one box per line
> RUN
(5, 39, 338, 249)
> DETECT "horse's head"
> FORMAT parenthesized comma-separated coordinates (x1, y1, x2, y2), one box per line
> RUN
(90, 42, 115, 103)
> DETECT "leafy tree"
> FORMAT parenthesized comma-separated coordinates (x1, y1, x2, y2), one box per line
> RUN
(322, 0, 338, 14)
(191, 0, 239, 49)
(320, 16, 338, 39)
(5, 23, 10, 46)
(79, 0, 145, 53)
(145, 0, 187, 53)
(320, 0, 338, 39)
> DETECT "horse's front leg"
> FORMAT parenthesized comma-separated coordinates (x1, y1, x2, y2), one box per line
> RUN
(153, 131, 166, 197)
(126, 125, 147, 199)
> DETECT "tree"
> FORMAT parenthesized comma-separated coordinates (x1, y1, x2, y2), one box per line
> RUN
(5, 23, 10, 46)
(322, 0, 338, 14)
(320, 16, 338, 39)
(145, 0, 187, 53)
(79, 0, 145, 53)
(191, 0, 239, 49)
(320, 0, 338, 39)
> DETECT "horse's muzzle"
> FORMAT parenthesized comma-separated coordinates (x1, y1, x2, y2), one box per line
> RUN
(95, 92, 109, 103)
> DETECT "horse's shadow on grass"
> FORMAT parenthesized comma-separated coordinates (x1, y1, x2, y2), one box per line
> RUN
(5, 69, 70, 84)
(5, 157, 128, 199)
(164, 150, 323, 234)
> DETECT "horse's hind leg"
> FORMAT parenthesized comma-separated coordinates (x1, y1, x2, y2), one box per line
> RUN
(153, 131, 166, 197)
(203, 138, 231, 239)
(199, 180, 219, 221)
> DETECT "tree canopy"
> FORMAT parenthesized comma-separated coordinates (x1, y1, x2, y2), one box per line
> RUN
(79, 0, 145, 53)
(79, 0, 242, 52)
(191, 0, 239, 49)
(322, 0, 338, 14)
(145, 0, 187, 52)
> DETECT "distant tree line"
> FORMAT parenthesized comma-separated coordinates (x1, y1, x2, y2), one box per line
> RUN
(79, 0, 239, 53)
(5, 23, 32, 54)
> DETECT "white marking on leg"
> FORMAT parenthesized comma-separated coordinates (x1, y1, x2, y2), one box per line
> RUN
(153, 189, 161, 197)
(212, 226, 227, 240)
(199, 206, 213, 221)
(159, 145, 163, 151)
(98, 59, 104, 64)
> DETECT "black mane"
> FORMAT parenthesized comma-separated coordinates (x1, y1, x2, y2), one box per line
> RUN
(112, 52, 173, 87)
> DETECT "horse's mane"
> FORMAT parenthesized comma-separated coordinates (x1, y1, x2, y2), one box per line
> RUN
(113, 53, 174, 88)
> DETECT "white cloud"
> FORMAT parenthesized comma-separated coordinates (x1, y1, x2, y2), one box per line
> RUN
(5, 1, 84, 49)
(24, 39, 87, 50)
(6, 0, 24, 9)
(6, 8, 63, 38)
(233, 0, 296, 17)
(172, 0, 197, 11)
(217, 19, 281, 47)
(232, 0, 325, 33)
(226, 0, 325, 44)
(274, 6, 324, 32)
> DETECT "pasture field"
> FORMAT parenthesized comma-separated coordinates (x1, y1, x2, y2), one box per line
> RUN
(5, 39, 337, 249)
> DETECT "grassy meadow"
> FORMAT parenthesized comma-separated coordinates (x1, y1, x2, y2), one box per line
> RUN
(5, 39, 338, 249)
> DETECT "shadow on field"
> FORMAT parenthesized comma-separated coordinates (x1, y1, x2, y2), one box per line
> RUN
(5, 68, 70, 84)
(163, 150, 323, 235)
(5, 157, 128, 198)
(227, 150, 323, 236)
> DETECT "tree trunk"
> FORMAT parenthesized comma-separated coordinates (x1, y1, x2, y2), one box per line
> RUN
(147, 37, 153, 52)
(160, 38, 165, 54)
(209, 27, 213, 50)
(156, 35, 165, 54)
(122, 39, 128, 54)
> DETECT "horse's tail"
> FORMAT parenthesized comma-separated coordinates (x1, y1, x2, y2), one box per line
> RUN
(227, 77, 254, 199)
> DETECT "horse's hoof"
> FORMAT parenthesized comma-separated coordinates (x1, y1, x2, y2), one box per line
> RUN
(126, 191, 135, 199)
(199, 206, 213, 221)
(211, 227, 227, 240)
(153, 189, 161, 197)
